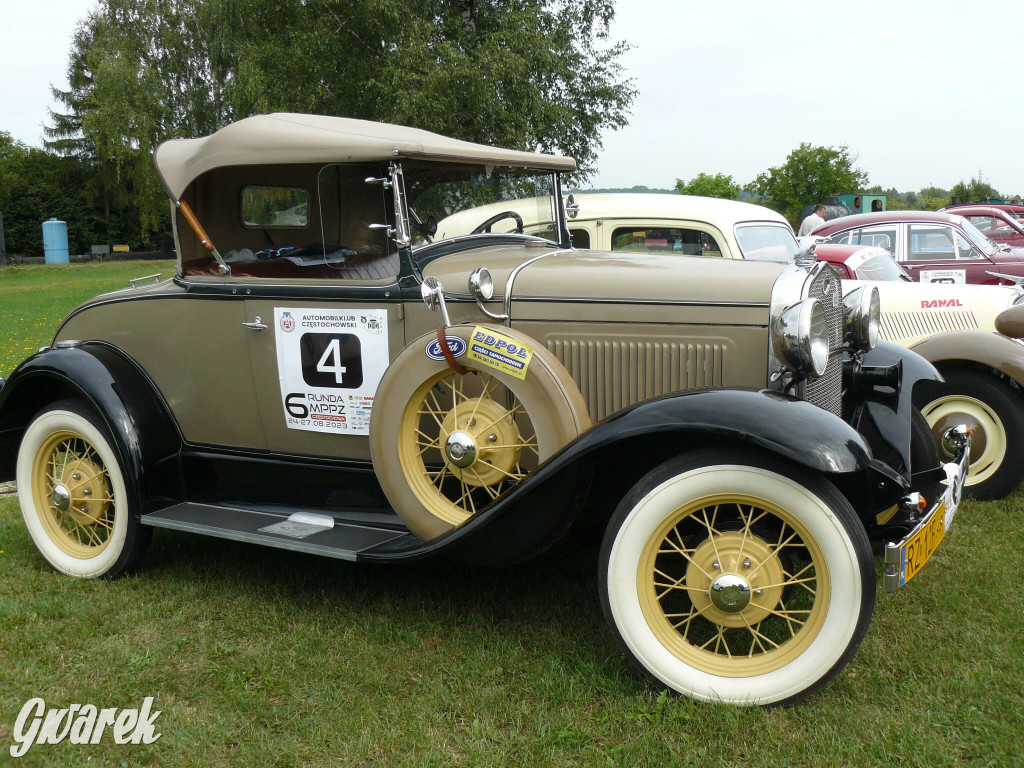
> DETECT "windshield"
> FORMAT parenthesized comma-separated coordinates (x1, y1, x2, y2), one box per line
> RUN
(734, 224, 799, 261)
(855, 253, 912, 281)
(958, 218, 1000, 254)
(402, 163, 559, 248)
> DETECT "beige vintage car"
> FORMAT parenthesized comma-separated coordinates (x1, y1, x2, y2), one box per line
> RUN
(0, 114, 969, 706)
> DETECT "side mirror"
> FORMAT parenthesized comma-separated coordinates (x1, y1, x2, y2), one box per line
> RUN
(565, 193, 580, 220)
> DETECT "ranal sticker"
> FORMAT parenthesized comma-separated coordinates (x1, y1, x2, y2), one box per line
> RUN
(466, 326, 533, 380)
(274, 308, 389, 435)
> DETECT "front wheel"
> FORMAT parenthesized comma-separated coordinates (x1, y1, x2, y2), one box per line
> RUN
(915, 368, 1024, 500)
(16, 400, 150, 578)
(599, 450, 875, 706)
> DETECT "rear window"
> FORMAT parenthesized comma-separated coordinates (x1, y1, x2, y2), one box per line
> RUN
(242, 186, 309, 228)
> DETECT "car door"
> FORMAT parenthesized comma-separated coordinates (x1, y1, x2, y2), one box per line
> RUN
(900, 223, 991, 284)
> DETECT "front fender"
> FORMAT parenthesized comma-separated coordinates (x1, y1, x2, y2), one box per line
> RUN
(363, 388, 873, 564)
(846, 339, 942, 479)
(910, 330, 1024, 387)
(0, 344, 182, 510)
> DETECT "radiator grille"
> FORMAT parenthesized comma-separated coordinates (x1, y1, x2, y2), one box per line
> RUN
(802, 267, 844, 416)
(880, 310, 978, 344)
(547, 338, 725, 421)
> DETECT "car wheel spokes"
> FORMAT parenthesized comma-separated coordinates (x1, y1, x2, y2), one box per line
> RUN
(34, 431, 115, 556)
(640, 495, 828, 671)
(407, 369, 540, 524)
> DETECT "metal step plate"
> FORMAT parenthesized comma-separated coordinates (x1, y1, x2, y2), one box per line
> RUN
(142, 503, 410, 561)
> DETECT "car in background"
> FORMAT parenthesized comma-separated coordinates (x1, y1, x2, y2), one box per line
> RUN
(934, 205, 1024, 248)
(812, 243, 913, 282)
(435, 192, 802, 262)
(812, 211, 1024, 286)
(943, 202, 1024, 223)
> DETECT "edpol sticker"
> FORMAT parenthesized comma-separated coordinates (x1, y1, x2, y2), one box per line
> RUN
(425, 336, 467, 361)
(466, 326, 533, 380)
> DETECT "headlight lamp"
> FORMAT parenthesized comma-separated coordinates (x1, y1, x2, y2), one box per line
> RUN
(842, 286, 880, 351)
(773, 297, 829, 377)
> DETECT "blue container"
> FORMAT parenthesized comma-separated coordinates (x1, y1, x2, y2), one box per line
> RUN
(42, 218, 69, 264)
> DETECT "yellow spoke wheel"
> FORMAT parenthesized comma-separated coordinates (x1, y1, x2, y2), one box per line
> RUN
(601, 451, 874, 705)
(371, 326, 590, 541)
(16, 401, 148, 579)
(637, 493, 829, 677)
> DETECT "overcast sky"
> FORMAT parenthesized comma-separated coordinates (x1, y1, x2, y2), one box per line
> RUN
(2, 0, 1022, 194)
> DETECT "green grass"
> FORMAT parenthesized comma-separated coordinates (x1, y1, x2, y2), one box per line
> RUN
(0, 260, 176, 378)
(1, 263, 1023, 767)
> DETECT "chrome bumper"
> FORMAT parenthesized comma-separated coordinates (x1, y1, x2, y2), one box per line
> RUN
(883, 425, 970, 593)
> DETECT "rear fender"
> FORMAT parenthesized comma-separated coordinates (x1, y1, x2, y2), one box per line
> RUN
(0, 344, 182, 510)
(363, 388, 874, 564)
(910, 330, 1024, 387)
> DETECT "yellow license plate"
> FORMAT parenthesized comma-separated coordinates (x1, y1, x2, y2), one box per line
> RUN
(899, 502, 946, 587)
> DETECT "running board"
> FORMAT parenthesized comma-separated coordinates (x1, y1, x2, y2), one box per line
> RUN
(142, 503, 412, 561)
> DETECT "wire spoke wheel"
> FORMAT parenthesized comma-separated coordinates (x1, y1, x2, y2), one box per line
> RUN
(30, 429, 116, 558)
(638, 493, 828, 677)
(399, 368, 541, 526)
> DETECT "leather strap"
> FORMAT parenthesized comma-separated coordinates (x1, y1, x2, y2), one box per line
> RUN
(437, 325, 467, 375)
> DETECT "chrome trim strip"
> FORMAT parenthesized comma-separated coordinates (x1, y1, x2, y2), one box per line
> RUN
(503, 248, 570, 325)
(513, 296, 769, 308)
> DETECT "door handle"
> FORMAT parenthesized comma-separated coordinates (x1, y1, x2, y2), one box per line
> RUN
(243, 316, 268, 331)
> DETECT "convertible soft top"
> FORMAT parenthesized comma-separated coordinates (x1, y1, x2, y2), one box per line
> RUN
(154, 113, 578, 199)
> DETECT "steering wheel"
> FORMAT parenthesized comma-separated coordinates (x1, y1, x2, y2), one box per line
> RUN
(471, 210, 525, 235)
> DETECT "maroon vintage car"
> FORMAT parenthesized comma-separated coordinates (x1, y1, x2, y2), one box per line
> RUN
(813, 210, 1024, 285)
(939, 205, 1024, 247)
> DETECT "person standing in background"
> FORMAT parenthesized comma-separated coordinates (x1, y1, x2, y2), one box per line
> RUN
(799, 204, 827, 236)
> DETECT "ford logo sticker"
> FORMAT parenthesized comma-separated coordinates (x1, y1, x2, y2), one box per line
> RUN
(425, 336, 467, 361)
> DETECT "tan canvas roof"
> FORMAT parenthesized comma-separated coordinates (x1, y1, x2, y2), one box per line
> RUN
(154, 113, 577, 199)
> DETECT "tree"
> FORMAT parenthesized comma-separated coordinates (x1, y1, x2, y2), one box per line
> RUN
(46, 0, 635, 238)
(748, 143, 868, 226)
(952, 172, 999, 204)
(674, 172, 741, 200)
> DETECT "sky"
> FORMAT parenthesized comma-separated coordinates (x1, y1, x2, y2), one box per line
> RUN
(2, 0, 1022, 195)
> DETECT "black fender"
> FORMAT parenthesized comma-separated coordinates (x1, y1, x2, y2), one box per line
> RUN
(845, 339, 942, 479)
(362, 388, 874, 564)
(0, 343, 183, 512)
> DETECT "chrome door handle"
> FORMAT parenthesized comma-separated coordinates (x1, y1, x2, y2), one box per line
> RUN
(243, 316, 268, 331)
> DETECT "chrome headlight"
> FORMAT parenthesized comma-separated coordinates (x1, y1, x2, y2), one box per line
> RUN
(773, 298, 829, 377)
(842, 286, 880, 351)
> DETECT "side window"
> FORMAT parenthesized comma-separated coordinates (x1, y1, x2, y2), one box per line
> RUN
(828, 226, 895, 252)
(907, 224, 956, 261)
(611, 227, 723, 257)
(569, 228, 591, 249)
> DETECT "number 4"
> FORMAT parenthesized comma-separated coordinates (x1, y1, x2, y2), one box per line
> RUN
(317, 338, 347, 383)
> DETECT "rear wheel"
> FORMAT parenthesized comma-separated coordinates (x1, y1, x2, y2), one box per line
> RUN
(16, 400, 150, 578)
(600, 450, 874, 705)
(916, 369, 1024, 500)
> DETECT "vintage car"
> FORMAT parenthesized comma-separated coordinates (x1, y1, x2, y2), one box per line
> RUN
(943, 202, 1024, 223)
(933, 205, 1024, 248)
(0, 115, 969, 706)
(812, 210, 1024, 286)
(811, 244, 1024, 498)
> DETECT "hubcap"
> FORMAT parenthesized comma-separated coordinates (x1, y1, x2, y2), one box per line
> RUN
(444, 431, 478, 468)
(923, 395, 1004, 485)
(52, 483, 71, 513)
(709, 574, 751, 612)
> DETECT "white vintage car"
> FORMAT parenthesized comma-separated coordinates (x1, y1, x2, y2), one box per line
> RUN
(459, 193, 1024, 498)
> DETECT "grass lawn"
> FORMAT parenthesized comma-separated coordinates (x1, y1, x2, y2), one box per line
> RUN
(1, 262, 1022, 767)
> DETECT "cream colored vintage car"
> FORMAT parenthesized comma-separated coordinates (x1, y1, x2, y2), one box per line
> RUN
(0, 115, 969, 706)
